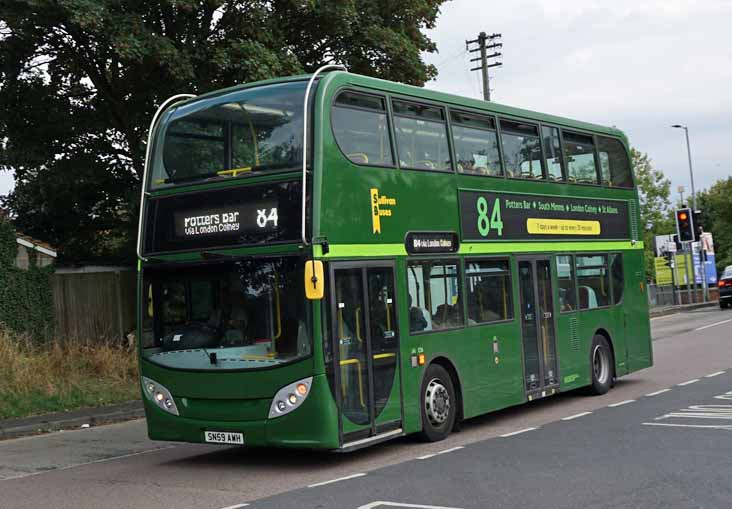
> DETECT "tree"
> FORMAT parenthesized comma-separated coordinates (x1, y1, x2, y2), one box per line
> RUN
(0, 0, 447, 262)
(697, 177, 732, 276)
(631, 148, 673, 279)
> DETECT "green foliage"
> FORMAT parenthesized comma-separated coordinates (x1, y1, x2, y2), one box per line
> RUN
(697, 177, 732, 275)
(631, 148, 673, 279)
(0, 0, 447, 262)
(0, 220, 55, 339)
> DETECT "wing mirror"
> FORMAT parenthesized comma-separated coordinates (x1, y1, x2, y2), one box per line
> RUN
(304, 260, 325, 300)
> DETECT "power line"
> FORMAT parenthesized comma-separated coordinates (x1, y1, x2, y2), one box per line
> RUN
(466, 32, 503, 101)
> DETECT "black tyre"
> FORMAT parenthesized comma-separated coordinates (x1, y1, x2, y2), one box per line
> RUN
(588, 335, 614, 395)
(721, 301, 729, 309)
(417, 364, 456, 442)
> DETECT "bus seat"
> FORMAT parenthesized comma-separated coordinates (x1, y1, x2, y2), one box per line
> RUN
(348, 153, 369, 164)
(578, 285, 598, 309)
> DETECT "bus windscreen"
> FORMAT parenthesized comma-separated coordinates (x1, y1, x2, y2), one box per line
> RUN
(151, 81, 307, 188)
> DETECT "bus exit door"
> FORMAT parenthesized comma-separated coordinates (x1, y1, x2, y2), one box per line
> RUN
(517, 257, 559, 398)
(330, 262, 403, 447)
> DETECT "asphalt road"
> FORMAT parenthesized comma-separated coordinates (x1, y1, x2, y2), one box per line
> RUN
(1, 307, 730, 509)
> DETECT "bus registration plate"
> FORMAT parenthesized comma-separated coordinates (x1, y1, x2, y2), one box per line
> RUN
(204, 431, 244, 445)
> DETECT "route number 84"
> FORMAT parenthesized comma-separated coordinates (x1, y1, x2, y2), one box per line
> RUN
(476, 197, 503, 237)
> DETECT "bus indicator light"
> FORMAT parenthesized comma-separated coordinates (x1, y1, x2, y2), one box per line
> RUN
(418, 353, 426, 366)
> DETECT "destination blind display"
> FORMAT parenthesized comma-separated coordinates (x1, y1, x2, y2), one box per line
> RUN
(405, 231, 459, 254)
(144, 181, 301, 253)
(174, 203, 278, 238)
(459, 190, 630, 241)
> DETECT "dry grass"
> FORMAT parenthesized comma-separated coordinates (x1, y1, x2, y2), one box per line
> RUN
(0, 327, 140, 420)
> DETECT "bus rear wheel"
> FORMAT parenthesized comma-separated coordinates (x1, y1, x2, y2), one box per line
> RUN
(418, 364, 456, 442)
(588, 335, 613, 395)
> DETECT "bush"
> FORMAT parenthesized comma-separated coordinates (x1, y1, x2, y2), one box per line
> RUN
(0, 327, 140, 420)
(0, 220, 55, 340)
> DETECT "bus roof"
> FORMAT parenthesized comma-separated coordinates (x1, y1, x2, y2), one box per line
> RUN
(167, 70, 628, 143)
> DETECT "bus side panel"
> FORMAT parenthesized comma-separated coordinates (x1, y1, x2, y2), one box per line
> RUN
(624, 249, 653, 373)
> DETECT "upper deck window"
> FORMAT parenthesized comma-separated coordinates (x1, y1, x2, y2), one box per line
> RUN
(392, 100, 451, 171)
(542, 126, 564, 181)
(563, 131, 599, 184)
(451, 111, 502, 177)
(499, 120, 543, 179)
(152, 81, 306, 189)
(332, 91, 394, 166)
(597, 137, 633, 188)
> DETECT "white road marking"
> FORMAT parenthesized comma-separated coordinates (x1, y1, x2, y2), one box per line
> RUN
(500, 427, 537, 437)
(219, 504, 250, 509)
(642, 422, 732, 431)
(435, 446, 464, 455)
(416, 446, 464, 460)
(359, 501, 464, 509)
(608, 399, 635, 407)
(645, 389, 671, 397)
(705, 371, 725, 378)
(678, 379, 700, 386)
(561, 411, 592, 421)
(308, 472, 366, 488)
(694, 318, 732, 331)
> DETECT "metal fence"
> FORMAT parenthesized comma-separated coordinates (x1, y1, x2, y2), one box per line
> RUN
(51, 267, 136, 342)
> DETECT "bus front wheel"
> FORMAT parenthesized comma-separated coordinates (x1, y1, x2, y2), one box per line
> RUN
(588, 335, 614, 395)
(418, 364, 456, 442)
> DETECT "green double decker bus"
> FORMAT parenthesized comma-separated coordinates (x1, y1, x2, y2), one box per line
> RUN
(137, 67, 652, 451)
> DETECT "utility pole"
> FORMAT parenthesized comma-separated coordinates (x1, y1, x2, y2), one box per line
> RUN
(466, 32, 502, 101)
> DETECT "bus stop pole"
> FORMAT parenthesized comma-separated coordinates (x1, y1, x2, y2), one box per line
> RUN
(700, 244, 709, 302)
(683, 242, 693, 304)
(671, 251, 678, 305)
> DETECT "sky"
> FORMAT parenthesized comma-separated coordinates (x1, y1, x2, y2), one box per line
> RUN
(422, 0, 732, 203)
(1, 0, 730, 201)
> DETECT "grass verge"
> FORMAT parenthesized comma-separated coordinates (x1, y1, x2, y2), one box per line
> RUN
(0, 328, 140, 420)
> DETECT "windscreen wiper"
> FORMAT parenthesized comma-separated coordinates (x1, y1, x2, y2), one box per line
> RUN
(200, 251, 252, 260)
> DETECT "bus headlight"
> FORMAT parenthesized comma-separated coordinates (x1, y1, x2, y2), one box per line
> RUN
(141, 376, 179, 416)
(269, 377, 312, 419)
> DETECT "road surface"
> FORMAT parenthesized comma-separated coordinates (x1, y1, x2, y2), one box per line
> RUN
(1, 307, 730, 508)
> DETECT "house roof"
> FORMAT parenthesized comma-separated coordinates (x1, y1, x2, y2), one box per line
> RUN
(15, 233, 57, 258)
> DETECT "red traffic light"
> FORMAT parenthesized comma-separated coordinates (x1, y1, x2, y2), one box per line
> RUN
(678, 211, 688, 221)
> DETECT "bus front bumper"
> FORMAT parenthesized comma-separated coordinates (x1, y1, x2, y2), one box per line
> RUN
(143, 374, 340, 450)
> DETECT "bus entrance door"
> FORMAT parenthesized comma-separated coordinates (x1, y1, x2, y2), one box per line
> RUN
(517, 257, 560, 399)
(330, 263, 403, 446)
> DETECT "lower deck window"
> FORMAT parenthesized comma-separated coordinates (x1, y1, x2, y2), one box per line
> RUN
(407, 260, 463, 332)
(464, 259, 513, 324)
(576, 255, 610, 309)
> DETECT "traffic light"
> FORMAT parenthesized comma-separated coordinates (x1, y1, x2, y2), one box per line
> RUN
(693, 209, 703, 242)
(675, 208, 695, 243)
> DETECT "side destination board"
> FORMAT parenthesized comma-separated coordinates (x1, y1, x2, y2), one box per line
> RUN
(459, 190, 630, 241)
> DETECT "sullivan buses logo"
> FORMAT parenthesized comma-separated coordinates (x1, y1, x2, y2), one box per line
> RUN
(370, 188, 397, 234)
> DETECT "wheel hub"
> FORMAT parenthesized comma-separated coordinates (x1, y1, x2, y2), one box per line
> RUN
(425, 378, 451, 426)
(593, 344, 609, 384)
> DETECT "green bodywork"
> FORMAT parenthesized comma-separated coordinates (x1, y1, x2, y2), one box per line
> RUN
(138, 72, 652, 449)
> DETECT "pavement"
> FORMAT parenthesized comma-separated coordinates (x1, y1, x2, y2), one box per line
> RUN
(0, 400, 143, 441)
(648, 299, 717, 317)
(0, 306, 730, 508)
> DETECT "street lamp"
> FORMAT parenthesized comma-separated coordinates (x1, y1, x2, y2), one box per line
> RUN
(671, 124, 696, 211)
(671, 124, 706, 302)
